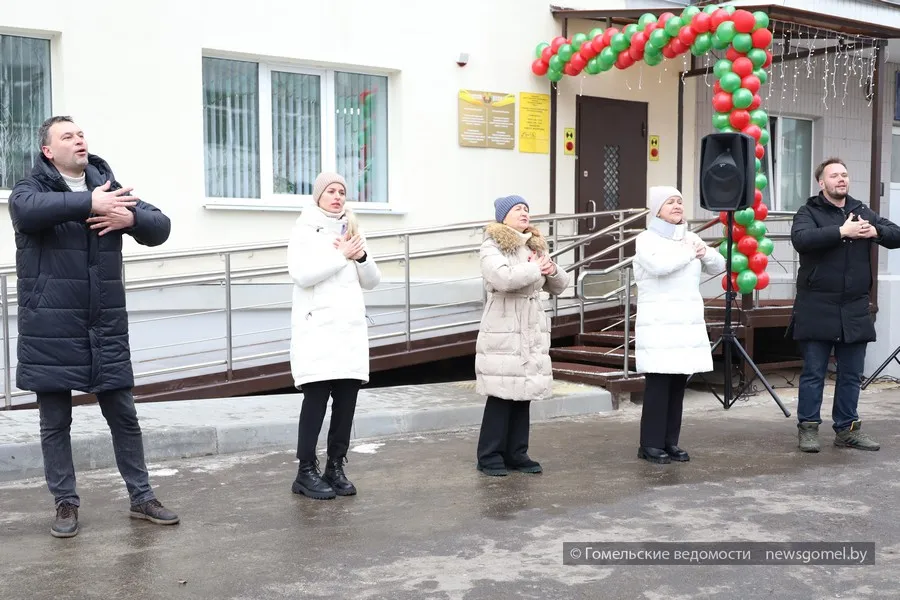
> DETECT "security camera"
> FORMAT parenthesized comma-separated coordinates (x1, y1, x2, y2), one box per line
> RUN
(457, 53, 469, 67)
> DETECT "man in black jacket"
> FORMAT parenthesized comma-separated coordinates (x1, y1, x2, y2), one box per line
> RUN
(8, 116, 179, 538)
(790, 157, 900, 453)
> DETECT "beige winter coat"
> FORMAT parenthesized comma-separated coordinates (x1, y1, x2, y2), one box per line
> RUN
(475, 223, 571, 401)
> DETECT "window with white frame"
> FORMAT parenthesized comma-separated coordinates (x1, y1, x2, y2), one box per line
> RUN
(0, 34, 51, 191)
(202, 56, 389, 205)
(758, 116, 814, 212)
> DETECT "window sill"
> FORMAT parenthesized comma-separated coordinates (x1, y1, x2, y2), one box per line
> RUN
(203, 199, 407, 215)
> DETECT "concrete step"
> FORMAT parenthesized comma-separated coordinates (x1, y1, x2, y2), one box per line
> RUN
(550, 346, 634, 368)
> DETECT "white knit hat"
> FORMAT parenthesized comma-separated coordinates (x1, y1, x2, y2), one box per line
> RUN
(312, 172, 347, 205)
(648, 186, 683, 219)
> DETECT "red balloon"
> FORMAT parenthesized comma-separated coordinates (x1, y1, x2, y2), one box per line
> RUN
(763, 50, 773, 67)
(658, 12, 676, 23)
(755, 271, 770, 290)
(644, 22, 658, 34)
(731, 224, 747, 241)
(629, 46, 644, 61)
(749, 94, 762, 110)
(737, 235, 758, 256)
(662, 44, 677, 59)
(631, 31, 648, 51)
(571, 54, 587, 71)
(532, 59, 549, 76)
(742, 75, 761, 95)
(754, 188, 763, 204)
(754, 202, 769, 221)
(748, 252, 769, 274)
(743, 124, 762, 141)
(713, 80, 722, 94)
(615, 52, 634, 70)
(732, 9, 756, 33)
(670, 39, 687, 55)
(541, 46, 555, 62)
(726, 47, 744, 61)
(710, 9, 731, 30)
(580, 45, 598, 60)
(712, 92, 733, 113)
(591, 35, 606, 53)
(564, 63, 578, 76)
(719, 211, 729, 225)
(551, 36, 567, 52)
(602, 28, 619, 45)
(752, 28, 774, 49)
(679, 25, 697, 46)
(722, 272, 740, 291)
(755, 144, 765, 159)
(730, 110, 751, 130)
(691, 12, 712, 33)
(732, 57, 754, 78)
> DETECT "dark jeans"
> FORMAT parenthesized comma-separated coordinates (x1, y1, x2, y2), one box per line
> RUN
(476, 396, 532, 468)
(640, 373, 688, 449)
(37, 388, 155, 508)
(797, 340, 867, 432)
(297, 379, 361, 461)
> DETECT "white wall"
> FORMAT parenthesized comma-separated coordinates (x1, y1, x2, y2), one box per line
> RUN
(0, 1, 699, 271)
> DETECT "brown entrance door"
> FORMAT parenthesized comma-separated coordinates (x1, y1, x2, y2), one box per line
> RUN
(575, 96, 648, 272)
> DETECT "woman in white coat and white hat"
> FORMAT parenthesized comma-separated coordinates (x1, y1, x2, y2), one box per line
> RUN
(287, 172, 381, 499)
(633, 186, 725, 464)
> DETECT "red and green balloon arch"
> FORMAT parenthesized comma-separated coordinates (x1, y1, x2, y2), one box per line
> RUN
(531, 3, 775, 294)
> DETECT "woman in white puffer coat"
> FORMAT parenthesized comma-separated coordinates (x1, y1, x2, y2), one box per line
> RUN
(287, 172, 381, 500)
(633, 186, 725, 465)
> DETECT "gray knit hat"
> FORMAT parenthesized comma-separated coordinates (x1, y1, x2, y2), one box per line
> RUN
(312, 172, 347, 205)
(494, 195, 529, 223)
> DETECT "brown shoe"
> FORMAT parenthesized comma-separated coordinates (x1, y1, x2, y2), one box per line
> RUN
(51, 502, 79, 538)
(130, 499, 180, 525)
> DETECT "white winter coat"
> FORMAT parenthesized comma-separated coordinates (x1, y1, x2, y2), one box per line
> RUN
(633, 219, 725, 375)
(288, 206, 381, 388)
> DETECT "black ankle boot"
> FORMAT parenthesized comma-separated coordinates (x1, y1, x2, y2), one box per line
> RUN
(292, 459, 336, 499)
(664, 445, 690, 462)
(637, 446, 671, 464)
(322, 456, 357, 496)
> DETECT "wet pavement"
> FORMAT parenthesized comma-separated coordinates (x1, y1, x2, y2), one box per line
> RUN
(2, 386, 900, 599)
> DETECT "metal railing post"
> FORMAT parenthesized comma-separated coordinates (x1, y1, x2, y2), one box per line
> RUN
(404, 234, 411, 351)
(623, 267, 631, 375)
(2, 274, 11, 409)
(224, 254, 233, 380)
(552, 216, 559, 317)
(617, 211, 626, 289)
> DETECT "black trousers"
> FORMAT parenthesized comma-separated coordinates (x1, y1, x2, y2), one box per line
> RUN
(640, 373, 688, 449)
(476, 396, 531, 467)
(297, 379, 361, 462)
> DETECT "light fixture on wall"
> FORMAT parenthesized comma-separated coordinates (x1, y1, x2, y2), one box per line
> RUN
(457, 53, 469, 67)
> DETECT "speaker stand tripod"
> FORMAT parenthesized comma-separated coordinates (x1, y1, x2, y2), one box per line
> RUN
(861, 345, 900, 390)
(688, 211, 791, 417)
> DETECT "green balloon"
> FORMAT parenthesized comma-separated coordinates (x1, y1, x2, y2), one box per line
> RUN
(719, 72, 742, 93)
(735, 208, 756, 226)
(756, 173, 768, 190)
(535, 42, 549, 59)
(649, 29, 669, 49)
(704, 4, 718, 13)
(719, 125, 736, 133)
(748, 48, 767, 68)
(612, 33, 630, 52)
(759, 128, 770, 146)
(750, 109, 768, 128)
(736, 270, 758, 294)
(664, 16, 683, 37)
(755, 158, 761, 171)
(682, 6, 701, 20)
(548, 69, 563, 82)
(624, 24, 638, 39)
(732, 33, 753, 53)
(644, 43, 662, 57)
(731, 252, 749, 273)
(558, 44, 574, 61)
(711, 35, 731, 50)
(712, 112, 731, 130)
(753, 11, 770, 30)
(589, 28, 604, 40)
(715, 21, 737, 43)
(549, 55, 565, 71)
(732, 88, 753, 109)
(572, 33, 588, 50)
(713, 59, 733, 79)
(757, 237, 774, 256)
(691, 33, 712, 55)
(585, 57, 601, 75)
(599, 47, 616, 66)
(719, 241, 731, 258)
(644, 53, 663, 66)
(747, 219, 767, 239)
(754, 68, 769, 85)
(639, 13, 657, 27)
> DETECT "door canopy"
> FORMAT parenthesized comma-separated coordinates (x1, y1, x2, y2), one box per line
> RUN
(531, 3, 775, 293)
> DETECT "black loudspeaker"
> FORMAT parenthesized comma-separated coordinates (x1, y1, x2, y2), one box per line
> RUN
(699, 132, 755, 211)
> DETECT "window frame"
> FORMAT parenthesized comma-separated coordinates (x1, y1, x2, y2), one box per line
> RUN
(202, 54, 395, 213)
(767, 115, 815, 212)
(0, 29, 54, 201)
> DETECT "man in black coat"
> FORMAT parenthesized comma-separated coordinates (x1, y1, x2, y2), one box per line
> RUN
(8, 116, 179, 538)
(790, 157, 900, 453)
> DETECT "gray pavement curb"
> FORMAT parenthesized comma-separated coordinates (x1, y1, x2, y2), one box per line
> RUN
(0, 390, 612, 483)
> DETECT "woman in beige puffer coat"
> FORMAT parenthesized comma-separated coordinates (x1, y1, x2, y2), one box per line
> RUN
(475, 195, 570, 476)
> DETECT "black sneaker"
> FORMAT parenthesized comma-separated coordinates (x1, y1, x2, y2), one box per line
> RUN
(506, 456, 543, 474)
(51, 502, 79, 538)
(129, 499, 180, 525)
(322, 456, 357, 496)
(292, 459, 336, 499)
